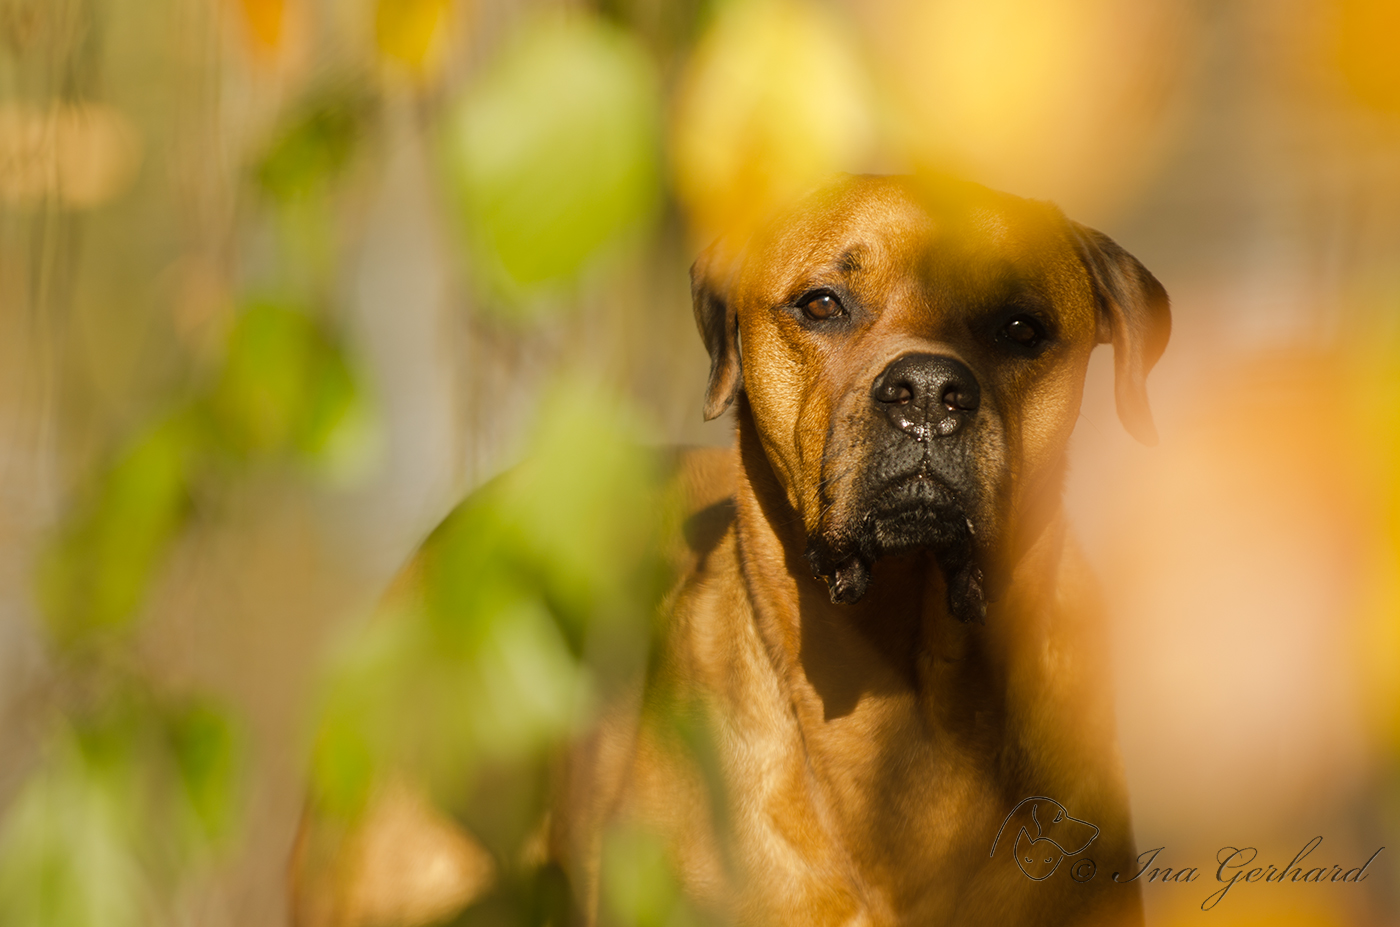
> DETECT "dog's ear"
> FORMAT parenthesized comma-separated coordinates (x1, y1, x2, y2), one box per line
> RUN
(691, 241, 742, 421)
(1068, 222, 1171, 445)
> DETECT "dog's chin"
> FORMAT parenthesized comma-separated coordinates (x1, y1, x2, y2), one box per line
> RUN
(806, 478, 989, 623)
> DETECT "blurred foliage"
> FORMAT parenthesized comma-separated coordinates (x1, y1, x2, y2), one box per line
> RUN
(1352, 353, 1400, 754)
(165, 699, 242, 845)
(35, 300, 365, 650)
(601, 825, 698, 927)
(8, 3, 692, 917)
(311, 380, 670, 815)
(8, 44, 371, 916)
(1334, 0, 1400, 114)
(256, 91, 375, 205)
(443, 15, 661, 294)
(0, 732, 146, 927)
(209, 301, 362, 461)
(36, 413, 197, 645)
(671, 0, 875, 240)
(375, 0, 454, 71)
(0, 696, 242, 927)
(307, 378, 713, 924)
(11, 292, 364, 921)
(237, 0, 287, 53)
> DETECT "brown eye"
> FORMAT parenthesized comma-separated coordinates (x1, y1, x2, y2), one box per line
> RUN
(1000, 316, 1044, 348)
(800, 291, 844, 321)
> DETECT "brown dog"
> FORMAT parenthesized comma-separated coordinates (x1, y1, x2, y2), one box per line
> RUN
(557, 174, 1169, 926)
(292, 174, 1169, 927)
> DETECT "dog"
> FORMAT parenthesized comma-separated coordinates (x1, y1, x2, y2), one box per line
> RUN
(291, 174, 1169, 927)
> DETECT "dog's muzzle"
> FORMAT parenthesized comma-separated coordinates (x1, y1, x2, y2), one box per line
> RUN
(807, 352, 990, 623)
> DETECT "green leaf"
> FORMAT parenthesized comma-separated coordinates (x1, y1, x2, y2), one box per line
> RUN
(309, 379, 669, 850)
(308, 620, 417, 818)
(600, 823, 700, 927)
(465, 595, 591, 761)
(255, 89, 372, 203)
(165, 700, 240, 845)
(502, 382, 663, 602)
(208, 301, 362, 463)
(444, 15, 662, 292)
(0, 735, 146, 927)
(296, 337, 359, 458)
(420, 489, 529, 656)
(36, 413, 197, 643)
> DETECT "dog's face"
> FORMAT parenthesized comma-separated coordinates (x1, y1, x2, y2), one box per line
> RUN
(694, 176, 1169, 620)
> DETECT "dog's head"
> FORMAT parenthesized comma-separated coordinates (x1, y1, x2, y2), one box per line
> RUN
(693, 175, 1169, 620)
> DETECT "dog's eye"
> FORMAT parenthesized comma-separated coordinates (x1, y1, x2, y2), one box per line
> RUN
(799, 291, 845, 321)
(999, 315, 1045, 349)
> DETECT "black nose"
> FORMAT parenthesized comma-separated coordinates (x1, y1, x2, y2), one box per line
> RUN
(871, 353, 980, 439)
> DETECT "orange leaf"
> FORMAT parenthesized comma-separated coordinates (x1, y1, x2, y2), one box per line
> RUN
(237, 0, 284, 52)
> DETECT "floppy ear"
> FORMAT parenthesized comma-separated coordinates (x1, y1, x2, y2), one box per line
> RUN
(1068, 222, 1171, 445)
(691, 241, 742, 421)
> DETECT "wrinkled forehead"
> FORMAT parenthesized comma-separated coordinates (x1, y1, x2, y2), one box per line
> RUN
(734, 177, 1076, 305)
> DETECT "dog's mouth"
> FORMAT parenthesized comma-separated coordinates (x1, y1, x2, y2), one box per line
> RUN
(804, 472, 989, 623)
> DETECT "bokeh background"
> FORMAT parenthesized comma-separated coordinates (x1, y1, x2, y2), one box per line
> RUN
(0, 0, 1397, 924)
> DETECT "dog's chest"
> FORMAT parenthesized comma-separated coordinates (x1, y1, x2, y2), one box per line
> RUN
(723, 682, 1024, 923)
(651, 561, 1039, 925)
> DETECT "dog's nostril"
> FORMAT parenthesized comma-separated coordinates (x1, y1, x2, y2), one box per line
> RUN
(943, 387, 967, 410)
(874, 381, 914, 405)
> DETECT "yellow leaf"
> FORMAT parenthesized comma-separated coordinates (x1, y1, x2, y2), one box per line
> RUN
(376, 0, 453, 71)
(670, 0, 876, 242)
(861, 0, 1191, 212)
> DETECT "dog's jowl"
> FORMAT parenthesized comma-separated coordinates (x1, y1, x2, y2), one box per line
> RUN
(292, 174, 1170, 927)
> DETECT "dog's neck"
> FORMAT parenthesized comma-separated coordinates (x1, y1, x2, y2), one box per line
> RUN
(729, 397, 1072, 730)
